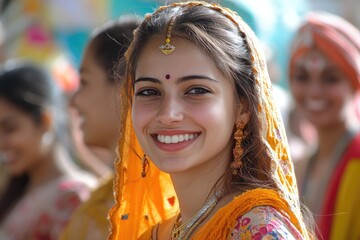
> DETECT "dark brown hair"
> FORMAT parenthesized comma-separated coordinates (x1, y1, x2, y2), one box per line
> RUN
(89, 15, 141, 82)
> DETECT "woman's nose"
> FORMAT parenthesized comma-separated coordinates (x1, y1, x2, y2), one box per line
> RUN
(69, 91, 79, 108)
(307, 81, 323, 98)
(155, 96, 184, 125)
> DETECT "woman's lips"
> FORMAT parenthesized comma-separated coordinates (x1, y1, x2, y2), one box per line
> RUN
(304, 99, 327, 111)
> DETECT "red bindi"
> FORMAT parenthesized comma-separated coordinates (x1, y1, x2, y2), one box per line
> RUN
(165, 74, 170, 79)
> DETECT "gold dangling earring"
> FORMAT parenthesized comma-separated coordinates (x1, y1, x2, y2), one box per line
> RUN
(141, 154, 149, 178)
(231, 122, 244, 175)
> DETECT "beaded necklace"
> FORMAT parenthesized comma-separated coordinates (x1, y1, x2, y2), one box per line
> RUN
(171, 190, 225, 240)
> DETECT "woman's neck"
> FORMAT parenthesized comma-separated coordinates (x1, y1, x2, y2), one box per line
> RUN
(103, 144, 119, 168)
(27, 144, 64, 191)
(171, 163, 226, 222)
(315, 123, 348, 161)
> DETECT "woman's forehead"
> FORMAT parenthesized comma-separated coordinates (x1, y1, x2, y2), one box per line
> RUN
(135, 36, 223, 81)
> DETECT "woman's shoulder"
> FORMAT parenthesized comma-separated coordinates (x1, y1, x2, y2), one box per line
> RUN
(57, 179, 114, 240)
(229, 206, 303, 240)
(53, 174, 96, 202)
(0, 176, 93, 240)
(37, 177, 94, 233)
(64, 176, 114, 215)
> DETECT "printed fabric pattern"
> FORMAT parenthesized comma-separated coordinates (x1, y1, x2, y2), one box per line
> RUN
(0, 177, 91, 240)
(229, 206, 302, 240)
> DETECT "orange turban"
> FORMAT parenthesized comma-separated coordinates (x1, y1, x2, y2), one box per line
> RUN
(289, 12, 360, 89)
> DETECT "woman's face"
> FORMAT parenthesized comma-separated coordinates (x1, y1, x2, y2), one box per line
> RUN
(133, 36, 247, 175)
(71, 44, 120, 150)
(290, 49, 355, 129)
(0, 98, 45, 176)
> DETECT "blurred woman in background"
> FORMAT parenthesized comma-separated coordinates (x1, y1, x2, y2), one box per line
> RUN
(60, 16, 140, 239)
(0, 62, 96, 239)
(289, 11, 360, 240)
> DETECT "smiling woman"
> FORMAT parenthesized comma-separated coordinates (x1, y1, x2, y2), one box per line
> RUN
(0, 62, 96, 239)
(109, 1, 313, 240)
(59, 16, 140, 240)
(289, 11, 360, 240)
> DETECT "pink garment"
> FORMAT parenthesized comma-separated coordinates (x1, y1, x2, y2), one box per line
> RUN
(0, 176, 92, 240)
(229, 206, 304, 240)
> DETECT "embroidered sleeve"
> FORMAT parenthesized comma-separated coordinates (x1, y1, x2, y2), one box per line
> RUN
(33, 181, 89, 239)
(228, 206, 304, 240)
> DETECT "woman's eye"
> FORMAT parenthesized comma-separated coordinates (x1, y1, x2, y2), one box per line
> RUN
(79, 78, 87, 87)
(323, 75, 339, 84)
(293, 73, 309, 83)
(135, 88, 160, 96)
(1, 124, 17, 134)
(187, 87, 210, 95)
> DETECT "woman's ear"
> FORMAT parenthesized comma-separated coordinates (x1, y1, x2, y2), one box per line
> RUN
(237, 110, 250, 126)
(236, 100, 250, 125)
(40, 111, 53, 132)
(40, 111, 55, 146)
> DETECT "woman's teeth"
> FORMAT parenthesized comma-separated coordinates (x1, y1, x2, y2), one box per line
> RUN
(305, 100, 326, 111)
(157, 134, 198, 144)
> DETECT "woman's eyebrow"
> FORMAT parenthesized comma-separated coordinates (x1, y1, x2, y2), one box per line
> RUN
(178, 75, 218, 83)
(134, 75, 218, 84)
(134, 77, 160, 84)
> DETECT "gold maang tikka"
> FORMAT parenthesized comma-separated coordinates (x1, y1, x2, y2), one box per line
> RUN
(159, 16, 176, 55)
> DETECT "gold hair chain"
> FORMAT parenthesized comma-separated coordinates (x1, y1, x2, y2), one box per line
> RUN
(159, 16, 176, 55)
